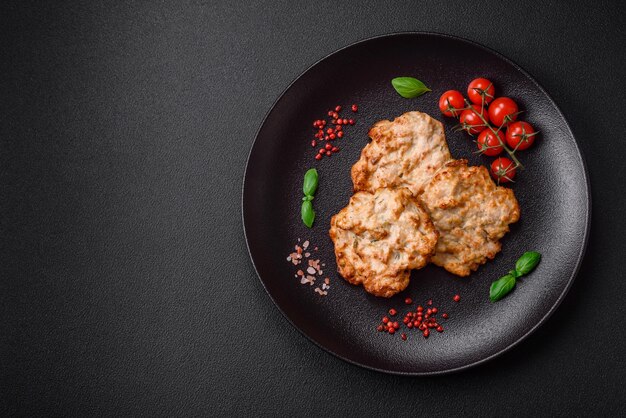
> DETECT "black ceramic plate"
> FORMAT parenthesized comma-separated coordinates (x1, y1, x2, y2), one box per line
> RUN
(242, 33, 590, 375)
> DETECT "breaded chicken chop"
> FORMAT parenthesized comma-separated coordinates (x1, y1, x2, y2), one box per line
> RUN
(420, 160, 520, 276)
(351, 111, 451, 196)
(329, 188, 438, 297)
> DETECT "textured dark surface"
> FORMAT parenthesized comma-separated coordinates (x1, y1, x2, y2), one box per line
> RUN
(244, 33, 590, 375)
(1, 0, 625, 416)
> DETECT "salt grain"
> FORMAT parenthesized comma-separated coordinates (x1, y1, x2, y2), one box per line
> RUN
(287, 240, 331, 296)
(308, 259, 320, 271)
(314, 288, 328, 296)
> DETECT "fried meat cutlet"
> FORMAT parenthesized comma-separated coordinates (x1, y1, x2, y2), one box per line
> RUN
(329, 188, 439, 297)
(351, 111, 451, 196)
(420, 159, 520, 276)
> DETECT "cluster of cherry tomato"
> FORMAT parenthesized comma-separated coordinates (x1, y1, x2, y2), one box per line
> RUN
(438, 78, 538, 183)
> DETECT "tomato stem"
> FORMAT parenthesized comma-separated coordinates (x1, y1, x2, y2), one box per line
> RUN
(463, 99, 524, 170)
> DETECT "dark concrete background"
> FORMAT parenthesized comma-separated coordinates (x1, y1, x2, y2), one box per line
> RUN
(1, 1, 624, 416)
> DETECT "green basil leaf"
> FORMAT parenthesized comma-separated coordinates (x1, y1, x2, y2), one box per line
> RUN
(391, 77, 431, 99)
(515, 251, 541, 276)
(302, 168, 318, 197)
(490, 274, 517, 302)
(302, 195, 314, 202)
(301, 200, 315, 228)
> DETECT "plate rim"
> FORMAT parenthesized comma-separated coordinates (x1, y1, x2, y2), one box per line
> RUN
(241, 31, 592, 376)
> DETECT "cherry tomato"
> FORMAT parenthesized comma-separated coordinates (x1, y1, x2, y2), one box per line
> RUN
(476, 130, 504, 156)
(467, 78, 495, 105)
(506, 121, 537, 151)
(438, 90, 465, 117)
(490, 157, 517, 183)
(488, 97, 519, 127)
(459, 104, 489, 134)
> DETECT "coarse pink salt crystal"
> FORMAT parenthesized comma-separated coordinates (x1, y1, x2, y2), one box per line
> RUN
(308, 259, 320, 270)
(302, 275, 315, 285)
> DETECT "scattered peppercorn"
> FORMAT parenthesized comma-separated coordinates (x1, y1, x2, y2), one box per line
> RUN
(310, 104, 358, 159)
(374, 297, 458, 340)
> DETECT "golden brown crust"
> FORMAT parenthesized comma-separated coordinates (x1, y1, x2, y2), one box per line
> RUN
(329, 188, 438, 297)
(420, 159, 520, 276)
(351, 111, 451, 196)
